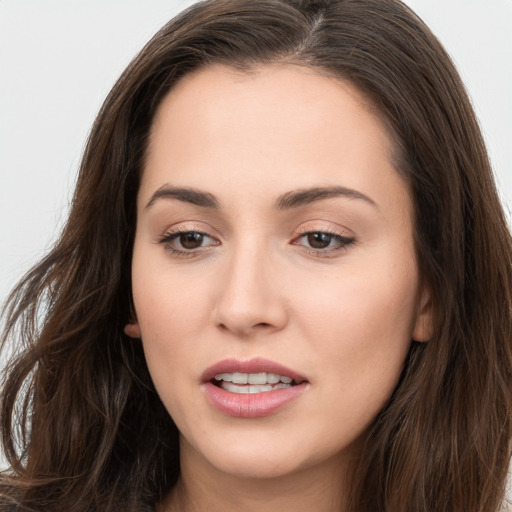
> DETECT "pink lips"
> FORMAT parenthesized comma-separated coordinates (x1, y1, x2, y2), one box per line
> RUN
(201, 357, 309, 418)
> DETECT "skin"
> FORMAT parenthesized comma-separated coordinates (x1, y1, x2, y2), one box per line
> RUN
(126, 64, 432, 512)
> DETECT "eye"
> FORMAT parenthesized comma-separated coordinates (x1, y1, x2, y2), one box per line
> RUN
(304, 232, 336, 249)
(175, 231, 209, 250)
(159, 230, 218, 255)
(293, 231, 355, 255)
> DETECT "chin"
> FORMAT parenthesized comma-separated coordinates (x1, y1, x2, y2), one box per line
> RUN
(183, 428, 348, 482)
(208, 452, 309, 480)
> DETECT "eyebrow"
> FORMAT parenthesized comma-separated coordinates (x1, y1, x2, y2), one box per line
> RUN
(145, 184, 376, 210)
(145, 185, 219, 209)
(275, 186, 377, 210)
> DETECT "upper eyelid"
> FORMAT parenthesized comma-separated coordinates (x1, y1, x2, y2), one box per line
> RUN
(294, 223, 353, 238)
(292, 233, 356, 258)
(157, 220, 354, 241)
(161, 229, 354, 247)
(296, 226, 345, 236)
(158, 230, 219, 257)
(157, 229, 355, 261)
(293, 231, 355, 246)
(160, 228, 217, 243)
(159, 222, 219, 238)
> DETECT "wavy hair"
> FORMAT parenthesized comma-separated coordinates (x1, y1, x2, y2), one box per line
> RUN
(1, 0, 511, 510)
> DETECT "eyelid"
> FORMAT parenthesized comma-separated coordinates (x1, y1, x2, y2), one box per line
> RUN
(157, 220, 220, 241)
(157, 223, 221, 257)
(155, 221, 355, 258)
(294, 222, 354, 240)
(292, 223, 356, 257)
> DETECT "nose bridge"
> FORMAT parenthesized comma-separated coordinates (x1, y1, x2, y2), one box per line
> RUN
(213, 234, 286, 336)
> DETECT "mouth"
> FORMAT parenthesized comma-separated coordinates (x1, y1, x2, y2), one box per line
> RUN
(202, 357, 308, 392)
(201, 358, 309, 417)
(212, 371, 304, 394)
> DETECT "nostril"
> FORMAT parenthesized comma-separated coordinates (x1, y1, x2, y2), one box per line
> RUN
(215, 321, 273, 337)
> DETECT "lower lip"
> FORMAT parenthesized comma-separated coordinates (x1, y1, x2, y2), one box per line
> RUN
(203, 382, 308, 418)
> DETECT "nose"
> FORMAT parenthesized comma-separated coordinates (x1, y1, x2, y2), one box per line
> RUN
(213, 244, 288, 338)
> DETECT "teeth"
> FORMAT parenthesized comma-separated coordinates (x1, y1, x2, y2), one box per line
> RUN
(214, 372, 295, 385)
(214, 373, 233, 382)
(221, 382, 292, 394)
(248, 372, 266, 384)
(232, 372, 248, 384)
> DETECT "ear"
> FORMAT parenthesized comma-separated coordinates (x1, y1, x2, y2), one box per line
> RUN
(124, 321, 141, 339)
(412, 284, 434, 342)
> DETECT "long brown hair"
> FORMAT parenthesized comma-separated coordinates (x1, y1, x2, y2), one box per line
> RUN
(1, 0, 511, 510)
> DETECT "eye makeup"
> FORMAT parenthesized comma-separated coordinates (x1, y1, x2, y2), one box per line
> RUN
(292, 230, 356, 257)
(157, 225, 356, 260)
(157, 227, 220, 257)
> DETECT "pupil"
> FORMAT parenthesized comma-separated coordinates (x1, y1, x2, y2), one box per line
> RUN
(308, 232, 331, 249)
(180, 232, 203, 249)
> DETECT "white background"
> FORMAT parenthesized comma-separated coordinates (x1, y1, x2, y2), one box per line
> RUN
(1, 0, 512, 494)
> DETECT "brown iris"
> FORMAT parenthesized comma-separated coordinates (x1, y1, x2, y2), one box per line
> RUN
(307, 232, 333, 249)
(179, 232, 204, 249)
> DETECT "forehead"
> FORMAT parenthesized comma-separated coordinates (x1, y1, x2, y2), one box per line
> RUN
(140, 64, 410, 220)
(148, 63, 389, 153)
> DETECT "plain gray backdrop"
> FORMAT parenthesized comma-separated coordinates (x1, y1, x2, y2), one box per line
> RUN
(1, 0, 512, 493)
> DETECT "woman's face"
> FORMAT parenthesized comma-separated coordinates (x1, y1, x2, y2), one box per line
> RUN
(129, 64, 432, 480)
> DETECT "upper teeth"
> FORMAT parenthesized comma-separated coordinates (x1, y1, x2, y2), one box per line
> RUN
(214, 372, 293, 385)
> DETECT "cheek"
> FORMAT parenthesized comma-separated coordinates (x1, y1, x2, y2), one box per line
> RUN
(131, 248, 211, 343)
(297, 270, 417, 339)
(130, 244, 212, 404)
(292, 254, 418, 410)
(132, 272, 207, 428)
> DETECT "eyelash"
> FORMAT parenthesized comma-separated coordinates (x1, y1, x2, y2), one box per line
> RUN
(158, 228, 356, 258)
(292, 228, 356, 256)
(158, 228, 218, 257)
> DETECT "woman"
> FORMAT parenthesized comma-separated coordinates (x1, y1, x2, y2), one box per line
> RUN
(1, 0, 511, 510)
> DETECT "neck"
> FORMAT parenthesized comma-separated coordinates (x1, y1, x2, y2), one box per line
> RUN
(159, 439, 357, 512)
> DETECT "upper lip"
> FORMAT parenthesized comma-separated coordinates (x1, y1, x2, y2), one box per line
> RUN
(201, 357, 308, 384)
